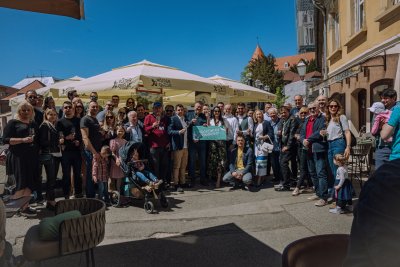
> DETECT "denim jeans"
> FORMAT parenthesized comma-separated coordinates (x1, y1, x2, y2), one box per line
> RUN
(188, 141, 207, 182)
(375, 147, 391, 171)
(222, 170, 252, 185)
(83, 150, 96, 198)
(307, 152, 328, 200)
(61, 150, 82, 198)
(270, 151, 282, 181)
(136, 170, 158, 185)
(97, 181, 109, 202)
(327, 138, 346, 180)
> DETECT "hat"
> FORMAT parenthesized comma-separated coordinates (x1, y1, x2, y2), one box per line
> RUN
(153, 102, 162, 108)
(368, 102, 385, 114)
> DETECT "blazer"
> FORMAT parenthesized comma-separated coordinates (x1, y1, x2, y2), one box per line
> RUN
(300, 113, 327, 153)
(124, 121, 144, 143)
(168, 115, 187, 151)
(228, 146, 254, 175)
(185, 112, 207, 143)
(253, 120, 275, 144)
(279, 116, 299, 150)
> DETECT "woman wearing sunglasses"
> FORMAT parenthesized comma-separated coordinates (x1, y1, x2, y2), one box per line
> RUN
(321, 99, 352, 200)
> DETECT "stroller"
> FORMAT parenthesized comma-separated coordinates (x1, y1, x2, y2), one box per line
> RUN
(110, 141, 169, 214)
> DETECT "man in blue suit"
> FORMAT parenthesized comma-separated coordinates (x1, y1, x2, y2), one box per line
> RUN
(223, 134, 254, 190)
(168, 104, 189, 192)
(186, 101, 208, 186)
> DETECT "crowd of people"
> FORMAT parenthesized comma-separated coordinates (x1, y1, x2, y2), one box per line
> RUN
(3, 87, 400, 217)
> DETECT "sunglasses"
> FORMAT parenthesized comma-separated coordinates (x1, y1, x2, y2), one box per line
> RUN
(166, 110, 174, 112)
(28, 96, 37, 99)
(64, 106, 73, 109)
(309, 107, 317, 111)
(300, 112, 308, 114)
(329, 105, 338, 108)
(127, 101, 134, 104)
(106, 116, 114, 119)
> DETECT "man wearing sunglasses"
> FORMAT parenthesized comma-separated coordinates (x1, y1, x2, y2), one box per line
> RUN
(96, 100, 114, 126)
(56, 101, 83, 199)
(25, 90, 43, 125)
(300, 101, 328, 207)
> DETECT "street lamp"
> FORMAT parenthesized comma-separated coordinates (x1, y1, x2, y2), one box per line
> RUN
(297, 61, 307, 80)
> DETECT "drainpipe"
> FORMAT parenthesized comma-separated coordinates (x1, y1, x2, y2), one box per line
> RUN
(312, 0, 329, 97)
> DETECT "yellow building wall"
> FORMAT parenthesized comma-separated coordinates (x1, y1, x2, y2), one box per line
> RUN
(328, 0, 400, 72)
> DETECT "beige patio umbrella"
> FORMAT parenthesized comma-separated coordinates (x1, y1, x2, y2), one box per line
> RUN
(209, 75, 276, 103)
(0, 0, 85, 19)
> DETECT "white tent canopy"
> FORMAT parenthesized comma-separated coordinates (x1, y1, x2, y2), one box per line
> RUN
(9, 76, 85, 107)
(59, 60, 230, 98)
(208, 75, 275, 102)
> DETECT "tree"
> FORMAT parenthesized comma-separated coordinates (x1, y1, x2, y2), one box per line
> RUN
(241, 53, 284, 94)
(272, 86, 288, 109)
(289, 58, 319, 74)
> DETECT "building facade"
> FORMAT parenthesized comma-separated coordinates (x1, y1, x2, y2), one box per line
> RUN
(312, 0, 400, 133)
(296, 0, 316, 53)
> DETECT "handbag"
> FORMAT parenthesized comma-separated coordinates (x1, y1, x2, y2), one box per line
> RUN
(260, 135, 274, 154)
(338, 119, 357, 147)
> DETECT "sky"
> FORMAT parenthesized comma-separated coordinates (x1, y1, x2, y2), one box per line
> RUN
(0, 0, 298, 87)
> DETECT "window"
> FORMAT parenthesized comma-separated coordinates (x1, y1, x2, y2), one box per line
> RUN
(332, 13, 340, 50)
(284, 62, 289, 68)
(388, 0, 400, 8)
(355, 0, 365, 32)
(304, 27, 314, 46)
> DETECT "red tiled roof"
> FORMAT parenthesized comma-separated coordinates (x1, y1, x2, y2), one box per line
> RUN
(283, 71, 301, 83)
(250, 45, 265, 62)
(3, 80, 45, 100)
(275, 52, 315, 71)
(0, 85, 18, 99)
(304, 71, 322, 79)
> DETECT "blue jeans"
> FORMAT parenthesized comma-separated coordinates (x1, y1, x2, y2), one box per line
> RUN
(188, 141, 207, 182)
(97, 181, 109, 202)
(136, 170, 158, 185)
(375, 147, 391, 171)
(307, 152, 328, 200)
(327, 138, 346, 196)
(83, 150, 96, 198)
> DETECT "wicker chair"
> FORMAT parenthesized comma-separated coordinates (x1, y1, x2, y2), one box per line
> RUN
(282, 234, 349, 267)
(23, 198, 106, 267)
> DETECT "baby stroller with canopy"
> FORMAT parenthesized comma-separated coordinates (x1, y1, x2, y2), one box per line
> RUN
(110, 141, 169, 213)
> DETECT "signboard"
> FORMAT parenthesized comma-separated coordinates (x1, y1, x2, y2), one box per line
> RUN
(193, 126, 226, 140)
(312, 65, 362, 92)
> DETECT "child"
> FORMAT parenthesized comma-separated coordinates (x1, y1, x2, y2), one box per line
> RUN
(109, 126, 127, 193)
(93, 145, 111, 204)
(369, 102, 392, 141)
(329, 154, 354, 214)
(130, 148, 163, 192)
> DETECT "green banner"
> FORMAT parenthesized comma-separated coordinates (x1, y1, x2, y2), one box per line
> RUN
(193, 126, 226, 141)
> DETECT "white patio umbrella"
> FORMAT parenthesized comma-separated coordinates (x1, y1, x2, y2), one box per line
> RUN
(209, 75, 276, 102)
(61, 60, 230, 99)
(9, 76, 85, 107)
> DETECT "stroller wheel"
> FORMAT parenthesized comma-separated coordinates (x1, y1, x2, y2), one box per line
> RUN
(144, 201, 154, 214)
(160, 195, 169, 208)
(110, 191, 120, 207)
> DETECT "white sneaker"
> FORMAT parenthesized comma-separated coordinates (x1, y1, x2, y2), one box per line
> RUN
(307, 195, 319, 200)
(292, 188, 300, 196)
(329, 207, 344, 214)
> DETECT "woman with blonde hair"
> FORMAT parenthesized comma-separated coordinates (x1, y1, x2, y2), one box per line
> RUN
(3, 101, 39, 217)
(320, 99, 352, 198)
(38, 108, 62, 210)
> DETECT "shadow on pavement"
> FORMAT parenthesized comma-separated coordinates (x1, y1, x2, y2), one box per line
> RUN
(40, 223, 282, 267)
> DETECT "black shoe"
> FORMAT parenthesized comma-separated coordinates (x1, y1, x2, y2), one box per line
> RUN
(229, 184, 241, 191)
(275, 186, 291, 192)
(241, 184, 249, 191)
(200, 180, 209, 186)
(20, 207, 37, 217)
(181, 183, 190, 188)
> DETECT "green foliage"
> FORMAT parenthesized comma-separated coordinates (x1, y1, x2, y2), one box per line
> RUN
(272, 86, 288, 109)
(288, 58, 319, 74)
(241, 54, 284, 94)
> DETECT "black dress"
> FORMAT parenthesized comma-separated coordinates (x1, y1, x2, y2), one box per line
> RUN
(3, 119, 39, 191)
